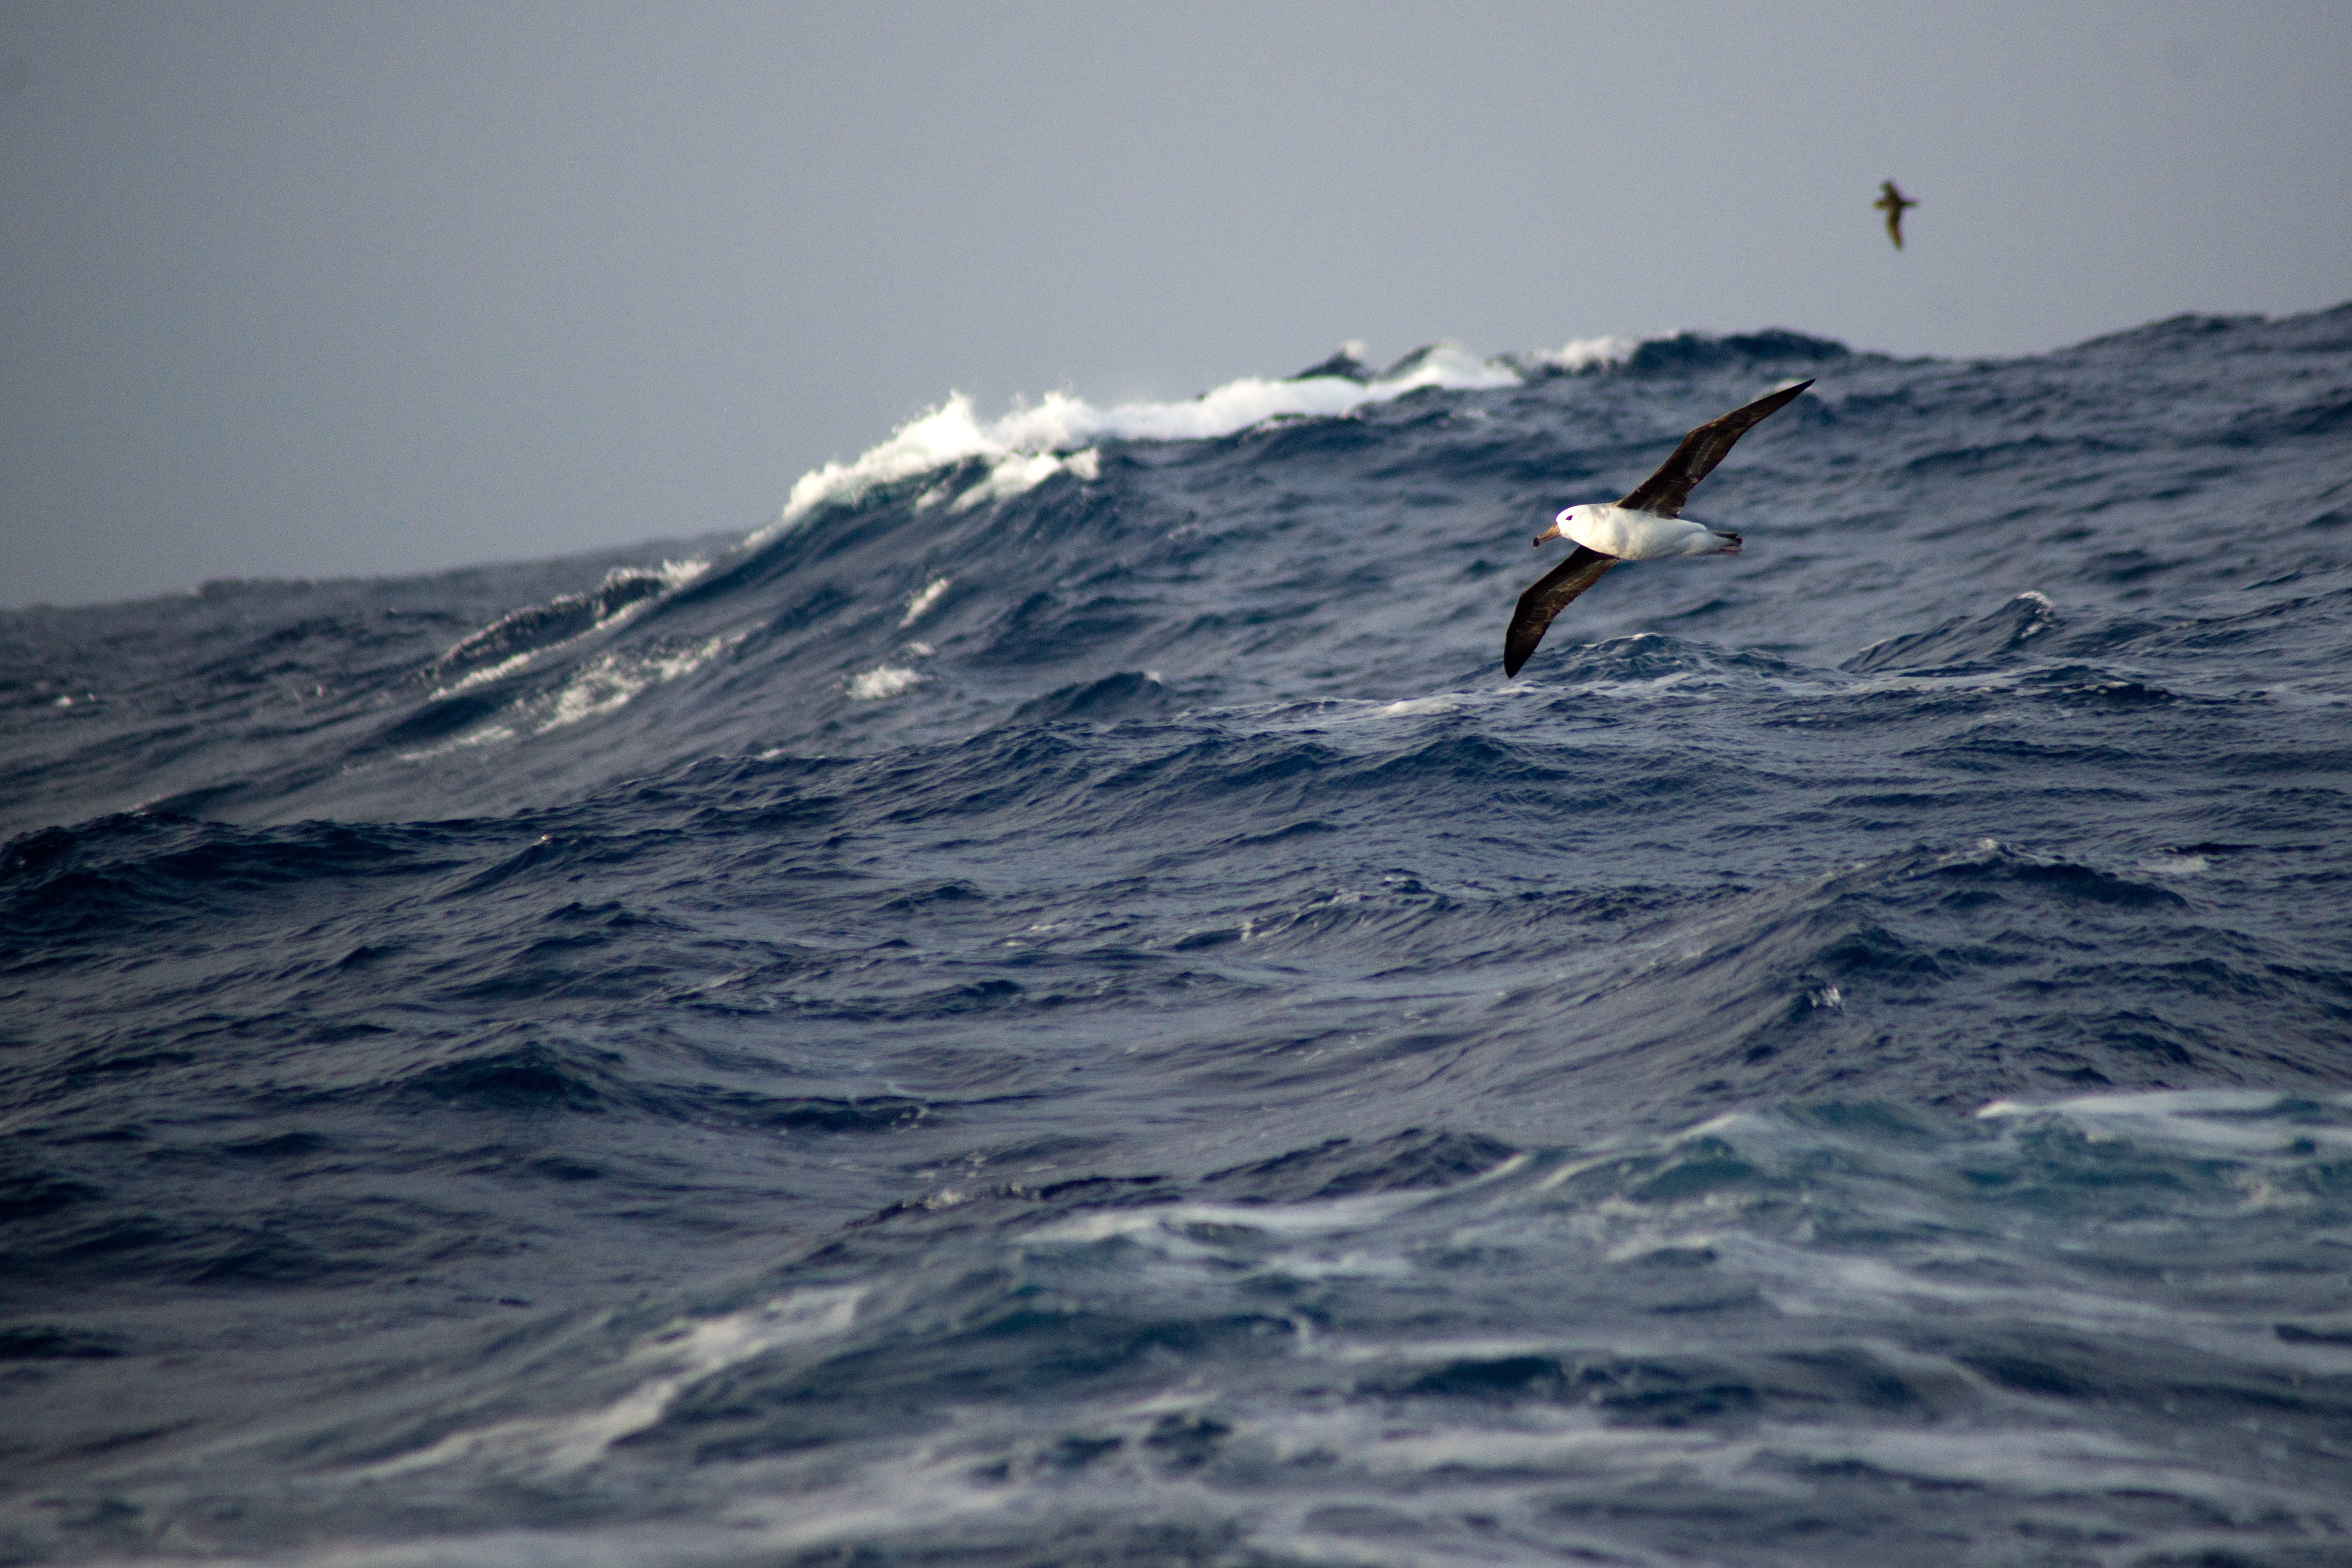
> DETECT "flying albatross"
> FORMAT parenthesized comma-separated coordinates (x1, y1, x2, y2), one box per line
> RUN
(1873, 179, 1918, 250)
(1502, 379, 1812, 677)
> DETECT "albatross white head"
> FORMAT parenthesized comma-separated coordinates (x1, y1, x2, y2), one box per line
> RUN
(1531, 505, 1597, 548)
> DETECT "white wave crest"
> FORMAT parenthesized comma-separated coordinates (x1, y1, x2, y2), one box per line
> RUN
(357, 1287, 862, 1481)
(747, 344, 1527, 548)
(538, 631, 740, 733)
(899, 576, 950, 628)
(1536, 334, 1646, 372)
(848, 665, 922, 701)
(427, 558, 710, 701)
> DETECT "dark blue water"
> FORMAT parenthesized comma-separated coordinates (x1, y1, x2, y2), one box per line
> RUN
(7, 306, 2352, 1567)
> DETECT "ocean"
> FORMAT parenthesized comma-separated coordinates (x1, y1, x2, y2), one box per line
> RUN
(5, 303, 2352, 1567)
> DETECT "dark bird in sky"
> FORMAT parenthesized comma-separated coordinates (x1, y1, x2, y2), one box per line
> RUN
(1503, 380, 1813, 677)
(1873, 179, 1919, 250)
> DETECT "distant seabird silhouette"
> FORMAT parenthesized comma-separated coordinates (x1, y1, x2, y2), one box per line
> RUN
(1503, 380, 1813, 677)
(1874, 179, 1918, 250)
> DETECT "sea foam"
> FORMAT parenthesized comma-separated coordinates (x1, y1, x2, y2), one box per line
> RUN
(745, 342, 1526, 549)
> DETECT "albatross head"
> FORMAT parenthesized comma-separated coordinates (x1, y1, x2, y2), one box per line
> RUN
(1533, 504, 1583, 547)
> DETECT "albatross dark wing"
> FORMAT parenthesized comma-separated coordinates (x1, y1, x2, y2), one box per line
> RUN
(1613, 379, 1813, 519)
(1503, 546, 1616, 676)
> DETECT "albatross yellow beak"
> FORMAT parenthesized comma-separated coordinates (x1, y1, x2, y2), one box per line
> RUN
(1532, 520, 1562, 548)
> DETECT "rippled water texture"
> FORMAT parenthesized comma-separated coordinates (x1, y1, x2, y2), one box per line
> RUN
(5, 306, 2352, 1566)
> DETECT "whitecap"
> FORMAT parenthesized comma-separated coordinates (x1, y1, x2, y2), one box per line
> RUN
(428, 558, 710, 700)
(899, 576, 950, 628)
(537, 632, 739, 733)
(357, 1287, 862, 1480)
(848, 665, 922, 701)
(394, 722, 518, 765)
(1535, 333, 1645, 372)
(746, 346, 1527, 546)
(1974, 1088, 2352, 1156)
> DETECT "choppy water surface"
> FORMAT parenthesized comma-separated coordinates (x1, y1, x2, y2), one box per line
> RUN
(5, 306, 2352, 1566)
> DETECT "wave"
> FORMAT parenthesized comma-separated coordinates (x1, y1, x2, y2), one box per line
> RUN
(5, 303, 2352, 1566)
(10, 1088, 2346, 1564)
(745, 341, 1522, 550)
(746, 328, 1851, 550)
(24, 309, 2348, 837)
(426, 559, 708, 693)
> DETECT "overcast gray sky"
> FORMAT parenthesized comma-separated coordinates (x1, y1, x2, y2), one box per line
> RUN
(4, 1, 2347, 608)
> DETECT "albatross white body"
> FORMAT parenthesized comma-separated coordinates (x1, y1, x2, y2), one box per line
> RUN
(1542, 504, 1741, 560)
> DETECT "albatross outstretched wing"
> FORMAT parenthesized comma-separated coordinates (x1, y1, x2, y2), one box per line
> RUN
(1613, 378, 1813, 519)
(1503, 545, 1616, 677)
